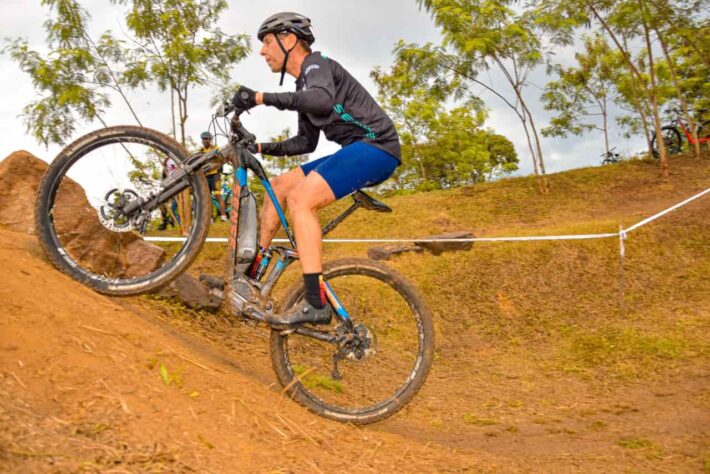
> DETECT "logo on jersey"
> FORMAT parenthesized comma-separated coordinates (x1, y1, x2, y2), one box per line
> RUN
(304, 64, 320, 76)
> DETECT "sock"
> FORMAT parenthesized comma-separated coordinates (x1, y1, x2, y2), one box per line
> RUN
(304, 273, 326, 309)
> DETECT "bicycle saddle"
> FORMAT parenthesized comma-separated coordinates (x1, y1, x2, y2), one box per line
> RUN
(352, 190, 392, 213)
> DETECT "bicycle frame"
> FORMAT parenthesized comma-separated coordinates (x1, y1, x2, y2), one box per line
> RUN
(226, 142, 356, 330)
(124, 114, 374, 340)
(676, 119, 709, 145)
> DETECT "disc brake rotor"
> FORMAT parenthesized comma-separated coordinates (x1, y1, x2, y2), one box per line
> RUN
(97, 188, 140, 232)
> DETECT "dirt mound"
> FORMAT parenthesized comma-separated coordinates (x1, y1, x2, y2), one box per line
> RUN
(0, 151, 47, 234)
(0, 150, 163, 277)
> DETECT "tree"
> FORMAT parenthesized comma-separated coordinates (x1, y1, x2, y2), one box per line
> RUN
(3, 0, 139, 146)
(542, 34, 618, 155)
(534, 0, 689, 177)
(115, 0, 250, 145)
(413, 0, 554, 193)
(261, 128, 309, 175)
(372, 54, 518, 191)
(650, 10, 709, 158)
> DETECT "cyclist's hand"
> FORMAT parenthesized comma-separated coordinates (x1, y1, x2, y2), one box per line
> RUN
(232, 86, 257, 113)
(246, 143, 259, 154)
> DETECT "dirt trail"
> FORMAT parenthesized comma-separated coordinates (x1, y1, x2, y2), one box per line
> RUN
(0, 228, 508, 472)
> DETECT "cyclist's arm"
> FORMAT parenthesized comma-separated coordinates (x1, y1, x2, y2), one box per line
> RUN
(260, 114, 319, 156)
(261, 59, 335, 115)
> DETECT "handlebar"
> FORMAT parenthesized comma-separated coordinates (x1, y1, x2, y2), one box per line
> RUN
(216, 99, 257, 144)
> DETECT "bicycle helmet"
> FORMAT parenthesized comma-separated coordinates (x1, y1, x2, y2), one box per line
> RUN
(257, 12, 315, 86)
(258, 12, 315, 45)
(200, 131, 213, 140)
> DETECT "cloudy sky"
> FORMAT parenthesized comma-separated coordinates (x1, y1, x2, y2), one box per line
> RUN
(0, 0, 647, 175)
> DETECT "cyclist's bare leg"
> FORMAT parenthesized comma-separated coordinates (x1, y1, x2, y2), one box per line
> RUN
(258, 167, 307, 248)
(286, 172, 336, 273)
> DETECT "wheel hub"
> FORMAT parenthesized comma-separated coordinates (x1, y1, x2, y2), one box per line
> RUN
(338, 324, 377, 361)
(97, 188, 141, 232)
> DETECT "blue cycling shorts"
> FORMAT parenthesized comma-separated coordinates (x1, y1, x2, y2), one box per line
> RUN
(300, 141, 399, 200)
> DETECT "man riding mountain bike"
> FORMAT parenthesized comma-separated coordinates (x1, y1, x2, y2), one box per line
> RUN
(231, 11, 401, 325)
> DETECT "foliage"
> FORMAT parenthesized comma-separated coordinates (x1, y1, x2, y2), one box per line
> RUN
(372, 43, 518, 191)
(534, 0, 709, 172)
(3, 0, 115, 146)
(113, 0, 250, 144)
(541, 34, 618, 153)
(412, 0, 557, 192)
(3, 0, 249, 149)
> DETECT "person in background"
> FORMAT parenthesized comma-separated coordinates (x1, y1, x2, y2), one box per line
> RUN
(201, 131, 227, 222)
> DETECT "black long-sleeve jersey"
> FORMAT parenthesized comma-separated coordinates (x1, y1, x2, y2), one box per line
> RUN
(260, 52, 401, 161)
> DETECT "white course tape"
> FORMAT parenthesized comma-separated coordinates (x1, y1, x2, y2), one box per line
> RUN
(143, 186, 709, 245)
(624, 186, 710, 233)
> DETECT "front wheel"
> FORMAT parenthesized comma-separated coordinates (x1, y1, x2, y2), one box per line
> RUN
(270, 258, 435, 424)
(35, 126, 211, 295)
(651, 126, 682, 157)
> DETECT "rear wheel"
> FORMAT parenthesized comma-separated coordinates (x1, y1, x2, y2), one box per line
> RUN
(270, 258, 435, 424)
(35, 126, 211, 296)
(651, 126, 682, 157)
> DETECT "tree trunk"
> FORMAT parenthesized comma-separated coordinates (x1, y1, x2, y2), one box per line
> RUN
(627, 77, 654, 155)
(640, 0, 669, 178)
(520, 97, 550, 193)
(170, 89, 177, 140)
(491, 55, 548, 193)
(175, 87, 192, 236)
(602, 109, 610, 155)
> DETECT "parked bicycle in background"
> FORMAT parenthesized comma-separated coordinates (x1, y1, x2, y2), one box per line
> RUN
(651, 108, 710, 157)
(601, 147, 621, 165)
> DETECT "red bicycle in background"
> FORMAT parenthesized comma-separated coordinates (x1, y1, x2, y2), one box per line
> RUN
(651, 108, 710, 157)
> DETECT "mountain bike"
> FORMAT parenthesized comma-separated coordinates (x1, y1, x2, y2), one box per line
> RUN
(600, 147, 621, 165)
(34, 103, 434, 425)
(651, 108, 710, 157)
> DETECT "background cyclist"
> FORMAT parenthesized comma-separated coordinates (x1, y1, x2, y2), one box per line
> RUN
(200, 131, 227, 222)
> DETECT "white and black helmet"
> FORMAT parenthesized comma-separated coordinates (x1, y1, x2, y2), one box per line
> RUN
(257, 12, 315, 45)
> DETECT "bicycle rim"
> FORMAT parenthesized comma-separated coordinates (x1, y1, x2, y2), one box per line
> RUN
(271, 259, 434, 424)
(36, 126, 211, 295)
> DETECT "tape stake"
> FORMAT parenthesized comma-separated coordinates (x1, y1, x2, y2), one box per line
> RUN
(619, 225, 626, 317)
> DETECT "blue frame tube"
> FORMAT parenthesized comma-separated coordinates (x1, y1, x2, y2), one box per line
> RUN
(260, 178, 295, 246)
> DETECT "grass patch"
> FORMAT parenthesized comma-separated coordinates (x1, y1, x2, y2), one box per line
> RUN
(293, 365, 343, 393)
(616, 436, 663, 459)
(562, 327, 687, 376)
(463, 413, 499, 426)
(159, 363, 184, 388)
(617, 436, 654, 450)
